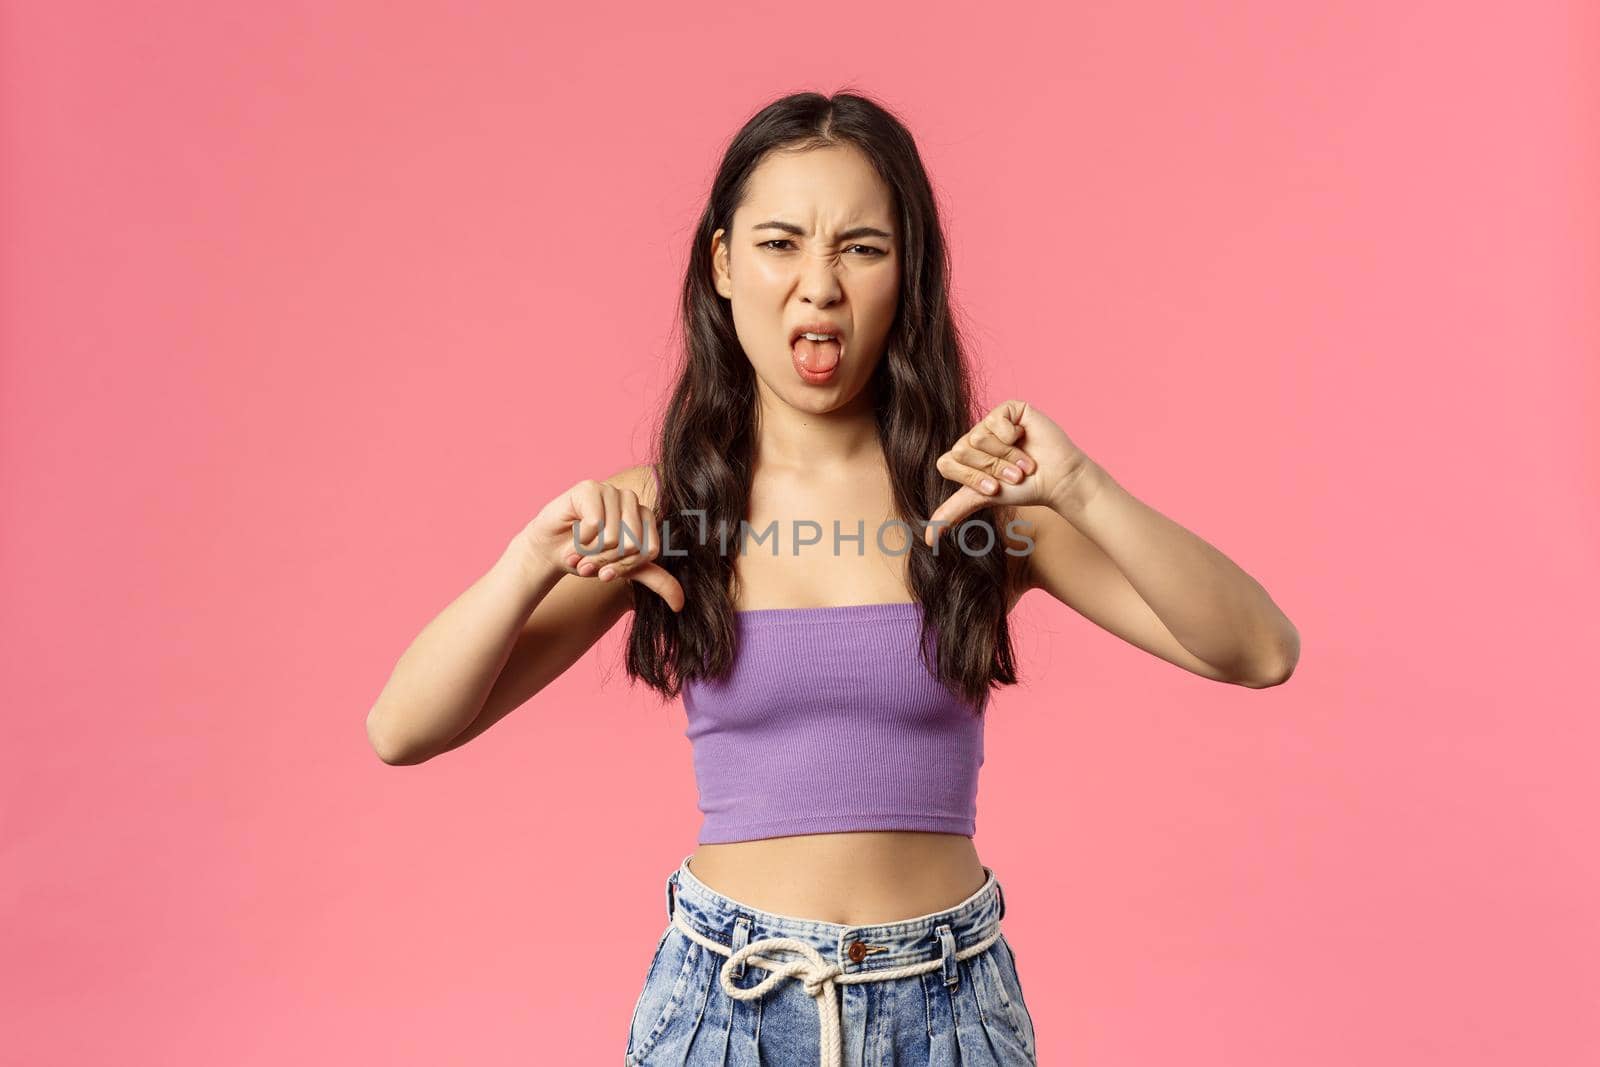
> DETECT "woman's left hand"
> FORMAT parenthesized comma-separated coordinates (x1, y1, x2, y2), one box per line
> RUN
(923, 399, 1096, 546)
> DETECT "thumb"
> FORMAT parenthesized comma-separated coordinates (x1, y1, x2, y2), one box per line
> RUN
(923, 486, 987, 547)
(627, 562, 686, 613)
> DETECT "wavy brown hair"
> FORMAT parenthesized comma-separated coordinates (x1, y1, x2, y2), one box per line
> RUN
(625, 90, 1021, 713)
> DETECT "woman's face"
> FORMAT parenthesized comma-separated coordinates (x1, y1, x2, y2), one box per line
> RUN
(712, 144, 901, 414)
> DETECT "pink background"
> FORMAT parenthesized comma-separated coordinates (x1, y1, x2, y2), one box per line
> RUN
(4, 2, 1597, 1064)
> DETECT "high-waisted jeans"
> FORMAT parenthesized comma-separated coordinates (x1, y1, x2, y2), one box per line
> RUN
(625, 854, 1038, 1066)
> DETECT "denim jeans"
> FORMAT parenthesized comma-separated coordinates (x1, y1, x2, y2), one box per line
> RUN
(625, 854, 1037, 1066)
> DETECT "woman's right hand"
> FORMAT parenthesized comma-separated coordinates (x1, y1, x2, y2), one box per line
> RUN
(517, 478, 685, 612)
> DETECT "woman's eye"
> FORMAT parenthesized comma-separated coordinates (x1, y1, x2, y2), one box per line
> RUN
(759, 239, 885, 256)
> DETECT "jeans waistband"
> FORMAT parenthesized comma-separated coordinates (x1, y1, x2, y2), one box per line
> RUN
(664, 853, 1006, 976)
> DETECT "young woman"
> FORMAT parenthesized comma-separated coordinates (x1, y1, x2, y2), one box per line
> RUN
(366, 91, 1299, 1066)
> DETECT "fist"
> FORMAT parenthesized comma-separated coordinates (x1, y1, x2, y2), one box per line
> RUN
(925, 399, 1092, 546)
(520, 478, 685, 612)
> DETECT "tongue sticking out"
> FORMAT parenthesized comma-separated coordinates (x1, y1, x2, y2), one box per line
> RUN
(793, 337, 842, 373)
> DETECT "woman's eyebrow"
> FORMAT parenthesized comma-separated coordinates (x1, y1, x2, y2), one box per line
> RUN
(751, 220, 894, 242)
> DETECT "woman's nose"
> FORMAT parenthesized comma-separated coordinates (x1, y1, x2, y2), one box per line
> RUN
(794, 248, 843, 305)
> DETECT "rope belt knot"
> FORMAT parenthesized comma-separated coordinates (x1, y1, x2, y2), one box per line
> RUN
(670, 910, 1001, 1067)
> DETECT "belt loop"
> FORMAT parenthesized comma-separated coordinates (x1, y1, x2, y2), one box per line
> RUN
(936, 923, 959, 990)
(665, 870, 679, 921)
(729, 915, 752, 979)
(996, 879, 1006, 921)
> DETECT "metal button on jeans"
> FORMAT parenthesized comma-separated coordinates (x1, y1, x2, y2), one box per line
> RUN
(847, 940, 868, 963)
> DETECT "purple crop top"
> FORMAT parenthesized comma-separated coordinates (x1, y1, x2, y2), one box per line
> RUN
(643, 464, 988, 845)
(681, 602, 988, 844)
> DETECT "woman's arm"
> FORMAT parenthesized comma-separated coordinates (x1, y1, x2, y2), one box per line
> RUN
(363, 464, 655, 765)
(1016, 461, 1299, 688)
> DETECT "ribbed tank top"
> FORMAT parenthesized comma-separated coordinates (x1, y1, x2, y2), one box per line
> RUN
(643, 465, 987, 844)
(681, 602, 988, 844)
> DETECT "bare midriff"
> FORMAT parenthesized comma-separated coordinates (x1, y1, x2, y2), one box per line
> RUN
(686, 830, 989, 926)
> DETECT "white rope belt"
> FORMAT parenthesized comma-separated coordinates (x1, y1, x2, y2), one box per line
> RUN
(670, 909, 1001, 1067)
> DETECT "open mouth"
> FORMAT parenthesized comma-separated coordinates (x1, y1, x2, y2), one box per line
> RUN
(790, 330, 844, 384)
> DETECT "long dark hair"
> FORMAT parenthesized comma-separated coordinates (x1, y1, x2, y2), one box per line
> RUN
(626, 90, 1020, 712)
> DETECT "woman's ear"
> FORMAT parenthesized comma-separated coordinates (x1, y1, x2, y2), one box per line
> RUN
(711, 227, 732, 299)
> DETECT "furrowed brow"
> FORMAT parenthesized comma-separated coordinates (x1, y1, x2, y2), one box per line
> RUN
(751, 220, 894, 242)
